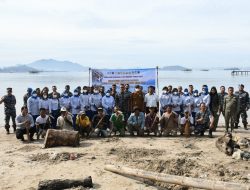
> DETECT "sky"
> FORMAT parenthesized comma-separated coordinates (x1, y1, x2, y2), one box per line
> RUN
(0, 0, 250, 69)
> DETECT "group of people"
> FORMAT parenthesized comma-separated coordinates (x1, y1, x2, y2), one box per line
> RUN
(0, 83, 249, 142)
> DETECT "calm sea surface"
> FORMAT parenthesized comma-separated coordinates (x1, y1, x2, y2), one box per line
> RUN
(0, 70, 249, 125)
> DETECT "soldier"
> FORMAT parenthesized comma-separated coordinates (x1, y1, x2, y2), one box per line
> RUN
(130, 85, 144, 112)
(115, 84, 131, 121)
(218, 86, 228, 118)
(235, 84, 249, 130)
(0, 88, 16, 134)
(223, 87, 239, 132)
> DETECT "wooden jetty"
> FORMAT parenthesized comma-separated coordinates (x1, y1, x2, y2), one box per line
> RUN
(231, 70, 250, 75)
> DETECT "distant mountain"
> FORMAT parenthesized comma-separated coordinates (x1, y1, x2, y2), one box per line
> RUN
(28, 59, 88, 72)
(0, 65, 39, 73)
(161, 65, 190, 71)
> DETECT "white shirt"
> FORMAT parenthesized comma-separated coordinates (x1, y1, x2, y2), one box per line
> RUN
(57, 115, 73, 130)
(180, 116, 194, 125)
(36, 115, 49, 125)
(144, 93, 159, 107)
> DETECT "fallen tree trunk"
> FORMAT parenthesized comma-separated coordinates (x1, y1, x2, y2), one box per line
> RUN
(44, 129, 80, 148)
(38, 176, 93, 190)
(105, 165, 250, 190)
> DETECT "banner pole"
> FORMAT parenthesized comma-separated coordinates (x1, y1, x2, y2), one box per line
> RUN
(156, 66, 160, 115)
(89, 67, 91, 87)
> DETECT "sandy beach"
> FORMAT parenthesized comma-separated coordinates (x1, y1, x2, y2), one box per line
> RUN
(0, 124, 249, 190)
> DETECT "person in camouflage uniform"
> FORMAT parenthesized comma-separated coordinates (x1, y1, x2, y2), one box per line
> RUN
(218, 86, 228, 118)
(115, 84, 131, 121)
(0, 88, 16, 134)
(234, 84, 249, 130)
(223, 87, 239, 132)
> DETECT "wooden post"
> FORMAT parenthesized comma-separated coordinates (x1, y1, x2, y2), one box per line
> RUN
(104, 165, 249, 190)
(44, 129, 80, 148)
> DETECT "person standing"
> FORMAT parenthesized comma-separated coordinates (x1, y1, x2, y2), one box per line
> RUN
(115, 84, 131, 121)
(171, 88, 182, 115)
(59, 91, 71, 111)
(102, 90, 115, 117)
(159, 87, 172, 116)
(80, 86, 91, 118)
(218, 86, 228, 118)
(39, 91, 51, 114)
(144, 86, 159, 114)
(23, 88, 32, 106)
(234, 84, 249, 130)
(192, 90, 202, 123)
(200, 86, 211, 108)
(89, 86, 103, 119)
(49, 86, 60, 99)
(63, 85, 73, 97)
(15, 106, 35, 142)
(50, 92, 60, 129)
(130, 85, 144, 113)
(223, 87, 239, 132)
(209, 87, 220, 131)
(182, 88, 193, 114)
(27, 90, 40, 128)
(0, 88, 16, 134)
(70, 89, 81, 130)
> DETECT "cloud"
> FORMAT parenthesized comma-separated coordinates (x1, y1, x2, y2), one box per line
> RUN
(0, 0, 250, 67)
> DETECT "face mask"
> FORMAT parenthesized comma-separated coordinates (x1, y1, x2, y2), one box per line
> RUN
(106, 93, 110, 97)
(32, 94, 37, 98)
(64, 93, 68, 97)
(83, 90, 87, 93)
(43, 95, 47, 99)
(162, 90, 167, 94)
(135, 88, 140, 92)
(194, 93, 198, 96)
(173, 92, 178, 95)
(202, 90, 206, 94)
(74, 92, 78, 96)
(94, 90, 99, 93)
(53, 95, 57, 99)
(184, 92, 188, 95)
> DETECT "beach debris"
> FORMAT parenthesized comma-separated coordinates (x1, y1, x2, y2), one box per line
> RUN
(44, 129, 80, 148)
(37, 176, 93, 190)
(104, 165, 250, 190)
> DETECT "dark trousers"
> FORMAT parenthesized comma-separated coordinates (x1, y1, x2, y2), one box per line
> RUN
(32, 115, 39, 127)
(5, 113, 16, 131)
(16, 127, 36, 140)
(73, 114, 77, 130)
(51, 110, 59, 129)
(235, 109, 248, 126)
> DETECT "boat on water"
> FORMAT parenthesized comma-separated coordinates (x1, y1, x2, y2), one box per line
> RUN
(29, 70, 40, 74)
(200, 69, 209, 71)
(182, 69, 192, 72)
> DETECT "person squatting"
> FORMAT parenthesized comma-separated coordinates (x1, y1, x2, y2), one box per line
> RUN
(0, 83, 249, 142)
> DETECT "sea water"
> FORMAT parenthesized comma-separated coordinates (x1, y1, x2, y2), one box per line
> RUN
(0, 70, 249, 125)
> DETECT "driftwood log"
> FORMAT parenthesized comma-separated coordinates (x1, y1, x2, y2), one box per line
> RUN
(216, 133, 241, 155)
(44, 129, 80, 148)
(37, 176, 93, 190)
(105, 165, 250, 190)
